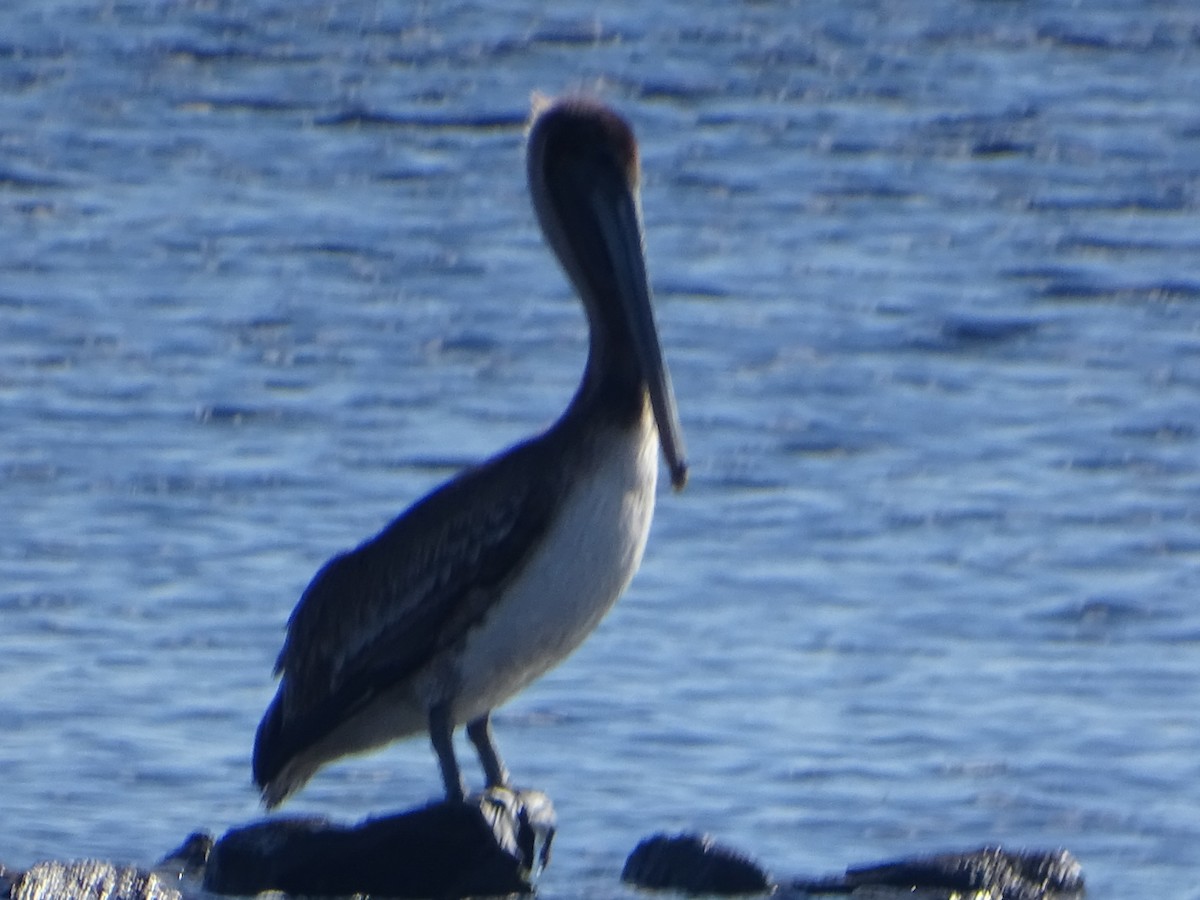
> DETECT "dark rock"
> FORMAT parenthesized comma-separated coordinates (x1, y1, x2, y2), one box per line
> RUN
(623, 834, 1084, 900)
(203, 787, 554, 898)
(155, 832, 213, 883)
(6, 860, 182, 900)
(791, 845, 1085, 899)
(622, 833, 773, 895)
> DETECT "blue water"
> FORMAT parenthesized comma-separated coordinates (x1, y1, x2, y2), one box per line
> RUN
(3, 1, 1199, 897)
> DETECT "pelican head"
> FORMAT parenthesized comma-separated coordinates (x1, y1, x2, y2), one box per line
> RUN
(526, 97, 688, 490)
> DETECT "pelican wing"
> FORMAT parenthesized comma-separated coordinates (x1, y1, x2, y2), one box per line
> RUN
(274, 435, 561, 727)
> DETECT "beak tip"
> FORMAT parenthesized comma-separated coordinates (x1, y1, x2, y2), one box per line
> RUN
(669, 461, 689, 492)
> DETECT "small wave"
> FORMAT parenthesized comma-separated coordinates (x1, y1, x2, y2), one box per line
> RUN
(939, 316, 1041, 346)
(315, 107, 526, 130)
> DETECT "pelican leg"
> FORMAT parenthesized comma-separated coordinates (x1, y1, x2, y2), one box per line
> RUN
(466, 712, 510, 789)
(429, 702, 466, 803)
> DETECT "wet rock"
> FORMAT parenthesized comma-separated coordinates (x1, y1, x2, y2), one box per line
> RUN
(623, 833, 1085, 900)
(154, 833, 213, 883)
(622, 833, 772, 895)
(203, 787, 554, 898)
(6, 860, 181, 900)
(791, 845, 1085, 899)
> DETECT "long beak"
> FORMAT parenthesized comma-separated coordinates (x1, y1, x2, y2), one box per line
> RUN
(595, 181, 689, 491)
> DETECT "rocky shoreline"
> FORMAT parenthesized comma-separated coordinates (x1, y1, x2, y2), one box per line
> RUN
(3, 792, 1083, 899)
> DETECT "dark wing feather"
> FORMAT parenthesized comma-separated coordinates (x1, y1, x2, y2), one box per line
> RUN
(265, 434, 563, 748)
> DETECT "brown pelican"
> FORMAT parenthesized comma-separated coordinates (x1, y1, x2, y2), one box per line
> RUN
(252, 96, 687, 807)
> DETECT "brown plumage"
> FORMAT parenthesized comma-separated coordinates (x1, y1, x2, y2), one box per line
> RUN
(253, 95, 686, 807)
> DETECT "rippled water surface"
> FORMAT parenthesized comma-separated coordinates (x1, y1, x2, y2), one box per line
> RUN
(3, 2, 1200, 897)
